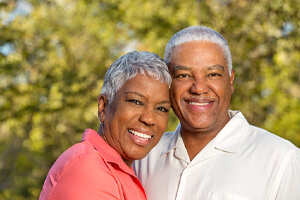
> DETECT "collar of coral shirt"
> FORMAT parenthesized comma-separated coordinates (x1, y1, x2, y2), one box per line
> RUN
(81, 129, 137, 177)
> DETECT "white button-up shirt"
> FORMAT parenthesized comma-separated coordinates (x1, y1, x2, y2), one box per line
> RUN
(133, 111, 300, 200)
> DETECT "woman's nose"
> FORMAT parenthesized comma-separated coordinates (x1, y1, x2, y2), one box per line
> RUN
(139, 109, 155, 126)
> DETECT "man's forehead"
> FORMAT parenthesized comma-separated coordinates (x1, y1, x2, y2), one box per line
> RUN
(168, 41, 228, 69)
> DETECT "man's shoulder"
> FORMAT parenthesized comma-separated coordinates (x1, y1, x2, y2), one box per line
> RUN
(230, 111, 298, 152)
(161, 131, 175, 141)
(134, 131, 177, 165)
(146, 131, 174, 153)
(245, 124, 299, 153)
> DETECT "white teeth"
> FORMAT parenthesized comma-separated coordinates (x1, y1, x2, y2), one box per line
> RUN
(129, 130, 152, 139)
(188, 102, 209, 106)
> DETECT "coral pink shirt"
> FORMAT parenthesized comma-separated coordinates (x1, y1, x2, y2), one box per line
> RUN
(40, 129, 146, 200)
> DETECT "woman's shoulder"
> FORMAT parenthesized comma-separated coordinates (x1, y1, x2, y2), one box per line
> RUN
(51, 141, 114, 178)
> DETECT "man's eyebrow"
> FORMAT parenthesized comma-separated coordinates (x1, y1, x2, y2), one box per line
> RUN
(208, 64, 224, 71)
(172, 65, 192, 71)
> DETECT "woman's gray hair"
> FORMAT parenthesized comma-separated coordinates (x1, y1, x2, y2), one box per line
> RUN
(100, 51, 171, 103)
(164, 26, 233, 75)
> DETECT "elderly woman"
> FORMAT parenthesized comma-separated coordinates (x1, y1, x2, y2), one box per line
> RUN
(40, 51, 171, 200)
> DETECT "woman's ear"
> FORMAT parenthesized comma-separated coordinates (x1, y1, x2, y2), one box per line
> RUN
(98, 94, 109, 123)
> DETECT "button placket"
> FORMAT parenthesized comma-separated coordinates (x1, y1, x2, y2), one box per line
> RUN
(175, 167, 190, 200)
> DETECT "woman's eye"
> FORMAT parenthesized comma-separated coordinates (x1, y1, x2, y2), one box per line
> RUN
(156, 107, 169, 113)
(127, 99, 143, 105)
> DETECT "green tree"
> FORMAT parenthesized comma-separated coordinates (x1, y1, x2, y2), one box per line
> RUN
(0, 0, 299, 199)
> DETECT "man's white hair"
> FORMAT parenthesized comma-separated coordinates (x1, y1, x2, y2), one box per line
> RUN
(164, 26, 233, 75)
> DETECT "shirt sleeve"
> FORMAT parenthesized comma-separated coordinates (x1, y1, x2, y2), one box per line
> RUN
(274, 148, 300, 200)
(50, 153, 122, 200)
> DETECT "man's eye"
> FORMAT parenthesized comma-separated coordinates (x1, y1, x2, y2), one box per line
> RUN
(156, 107, 169, 113)
(209, 73, 221, 77)
(176, 74, 189, 78)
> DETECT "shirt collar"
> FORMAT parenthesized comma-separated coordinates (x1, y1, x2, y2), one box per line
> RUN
(161, 124, 191, 162)
(161, 110, 249, 157)
(213, 110, 249, 153)
(81, 129, 135, 176)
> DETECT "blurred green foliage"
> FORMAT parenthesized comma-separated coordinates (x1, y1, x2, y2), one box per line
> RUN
(0, 0, 299, 199)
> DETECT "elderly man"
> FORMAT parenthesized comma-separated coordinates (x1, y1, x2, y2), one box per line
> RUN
(133, 26, 300, 200)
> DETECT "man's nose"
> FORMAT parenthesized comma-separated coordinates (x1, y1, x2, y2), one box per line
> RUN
(189, 78, 209, 94)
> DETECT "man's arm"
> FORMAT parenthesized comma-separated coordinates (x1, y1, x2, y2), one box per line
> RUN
(272, 148, 300, 200)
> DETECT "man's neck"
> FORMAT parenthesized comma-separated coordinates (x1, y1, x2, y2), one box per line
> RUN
(180, 116, 231, 161)
(181, 130, 218, 161)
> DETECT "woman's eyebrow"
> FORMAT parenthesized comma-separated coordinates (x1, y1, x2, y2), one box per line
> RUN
(125, 91, 144, 98)
(158, 100, 171, 105)
(126, 92, 171, 105)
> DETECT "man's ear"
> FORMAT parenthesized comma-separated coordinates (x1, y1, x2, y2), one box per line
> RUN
(98, 94, 109, 123)
(230, 69, 235, 94)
